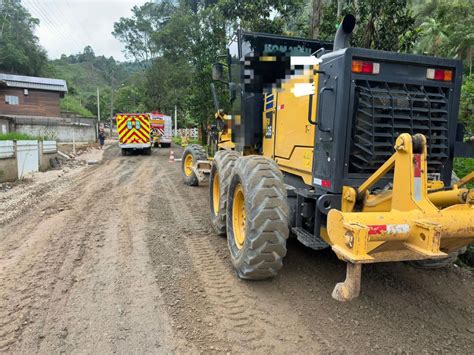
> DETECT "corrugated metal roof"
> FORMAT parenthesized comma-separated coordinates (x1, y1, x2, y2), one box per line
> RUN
(0, 73, 68, 92)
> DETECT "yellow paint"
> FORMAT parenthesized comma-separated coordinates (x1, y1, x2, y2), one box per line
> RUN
(212, 171, 220, 216)
(328, 134, 474, 263)
(232, 183, 246, 249)
(260, 56, 277, 62)
(181, 136, 190, 147)
(262, 66, 320, 185)
(184, 154, 193, 176)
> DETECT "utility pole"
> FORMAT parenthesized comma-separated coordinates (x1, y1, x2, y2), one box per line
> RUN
(174, 105, 178, 137)
(110, 77, 114, 136)
(97, 87, 101, 122)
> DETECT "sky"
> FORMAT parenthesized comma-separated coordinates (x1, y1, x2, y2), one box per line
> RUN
(22, 0, 148, 62)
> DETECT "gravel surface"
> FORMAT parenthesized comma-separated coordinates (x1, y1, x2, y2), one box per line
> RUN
(0, 143, 473, 353)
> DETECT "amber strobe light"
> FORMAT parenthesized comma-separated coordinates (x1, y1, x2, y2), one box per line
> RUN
(427, 68, 453, 81)
(352, 60, 380, 74)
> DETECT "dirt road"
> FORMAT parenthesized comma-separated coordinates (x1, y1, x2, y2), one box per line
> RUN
(1, 144, 473, 353)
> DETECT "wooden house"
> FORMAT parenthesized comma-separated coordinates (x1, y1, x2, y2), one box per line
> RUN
(0, 73, 68, 118)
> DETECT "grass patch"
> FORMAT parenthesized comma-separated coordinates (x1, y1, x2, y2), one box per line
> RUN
(457, 244, 474, 269)
(453, 157, 474, 188)
(172, 136, 200, 145)
(452, 158, 474, 267)
(453, 157, 474, 179)
(60, 96, 94, 118)
(0, 132, 40, 141)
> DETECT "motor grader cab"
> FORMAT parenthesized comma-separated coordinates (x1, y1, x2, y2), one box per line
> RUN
(181, 15, 474, 301)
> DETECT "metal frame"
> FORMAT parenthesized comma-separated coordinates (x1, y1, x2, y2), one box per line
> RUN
(312, 47, 463, 194)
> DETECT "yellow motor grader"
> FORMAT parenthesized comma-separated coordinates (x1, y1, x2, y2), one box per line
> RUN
(181, 15, 474, 301)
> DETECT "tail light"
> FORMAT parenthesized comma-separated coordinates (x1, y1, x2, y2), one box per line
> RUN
(427, 68, 452, 82)
(352, 60, 380, 74)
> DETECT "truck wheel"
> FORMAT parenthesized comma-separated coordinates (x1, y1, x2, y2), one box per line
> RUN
(182, 144, 207, 186)
(121, 148, 127, 156)
(226, 156, 289, 279)
(408, 247, 466, 269)
(144, 147, 152, 155)
(210, 150, 240, 235)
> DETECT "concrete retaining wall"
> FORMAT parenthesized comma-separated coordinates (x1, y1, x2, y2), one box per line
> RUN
(0, 156, 18, 182)
(11, 116, 98, 143)
(39, 141, 59, 172)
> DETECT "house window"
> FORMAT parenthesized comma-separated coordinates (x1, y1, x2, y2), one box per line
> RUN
(5, 95, 19, 105)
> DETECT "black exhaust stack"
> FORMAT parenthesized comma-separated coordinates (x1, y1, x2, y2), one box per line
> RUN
(333, 14, 356, 51)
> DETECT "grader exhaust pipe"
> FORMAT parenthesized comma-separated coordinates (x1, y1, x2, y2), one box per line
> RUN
(333, 14, 356, 51)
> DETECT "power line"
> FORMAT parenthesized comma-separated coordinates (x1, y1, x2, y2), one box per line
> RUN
(64, 0, 94, 44)
(23, 0, 72, 46)
(40, 0, 94, 53)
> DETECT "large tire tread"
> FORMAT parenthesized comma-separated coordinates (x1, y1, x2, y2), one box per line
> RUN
(210, 150, 240, 235)
(227, 156, 289, 280)
(182, 144, 207, 186)
(408, 247, 466, 269)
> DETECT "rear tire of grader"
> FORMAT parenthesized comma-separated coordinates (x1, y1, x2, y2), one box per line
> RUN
(226, 156, 289, 280)
(181, 144, 207, 186)
(209, 150, 240, 235)
(408, 247, 466, 269)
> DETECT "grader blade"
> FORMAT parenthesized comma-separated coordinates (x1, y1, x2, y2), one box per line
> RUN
(327, 133, 474, 301)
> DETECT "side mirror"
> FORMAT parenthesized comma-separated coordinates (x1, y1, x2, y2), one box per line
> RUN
(212, 63, 225, 82)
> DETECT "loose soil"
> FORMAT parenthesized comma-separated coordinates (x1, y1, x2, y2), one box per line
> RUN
(0, 144, 473, 353)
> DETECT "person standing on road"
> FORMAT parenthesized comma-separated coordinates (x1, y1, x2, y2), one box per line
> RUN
(98, 126, 106, 149)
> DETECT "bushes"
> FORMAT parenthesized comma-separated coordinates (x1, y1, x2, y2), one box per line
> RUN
(0, 132, 40, 141)
(60, 96, 94, 118)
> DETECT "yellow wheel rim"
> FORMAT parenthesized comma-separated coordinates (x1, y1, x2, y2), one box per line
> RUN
(184, 154, 193, 176)
(232, 183, 246, 249)
(212, 171, 219, 216)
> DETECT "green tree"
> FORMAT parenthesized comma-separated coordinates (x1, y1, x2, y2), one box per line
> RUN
(414, 0, 474, 74)
(114, 84, 145, 114)
(460, 75, 474, 134)
(112, 1, 177, 69)
(0, 0, 49, 75)
(343, 0, 417, 52)
(114, 0, 305, 139)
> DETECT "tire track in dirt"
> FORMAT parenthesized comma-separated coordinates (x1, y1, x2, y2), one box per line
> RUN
(0, 149, 178, 353)
(0, 159, 121, 351)
(148, 147, 473, 354)
(146, 158, 326, 353)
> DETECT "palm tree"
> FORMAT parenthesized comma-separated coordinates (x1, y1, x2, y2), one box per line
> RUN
(415, 18, 449, 56)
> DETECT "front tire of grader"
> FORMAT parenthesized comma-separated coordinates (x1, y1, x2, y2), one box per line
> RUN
(209, 150, 240, 235)
(226, 156, 289, 280)
(181, 144, 207, 186)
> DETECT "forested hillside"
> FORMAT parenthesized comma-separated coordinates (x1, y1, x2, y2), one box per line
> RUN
(50, 47, 143, 119)
(0, 0, 144, 120)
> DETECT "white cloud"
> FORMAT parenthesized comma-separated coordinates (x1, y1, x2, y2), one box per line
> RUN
(22, 0, 147, 61)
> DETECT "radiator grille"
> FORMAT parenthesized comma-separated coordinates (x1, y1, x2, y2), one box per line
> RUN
(349, 80, 450, 175)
